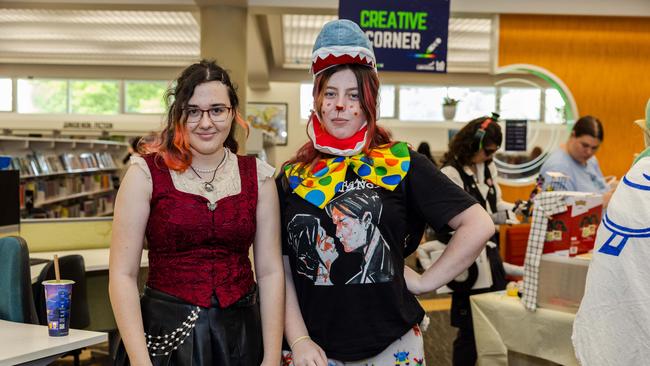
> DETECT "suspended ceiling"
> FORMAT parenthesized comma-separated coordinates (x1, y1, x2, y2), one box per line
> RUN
(0, 0, 647, 84)
(0, 7, 495, 75)
(0, 8, 201, 66)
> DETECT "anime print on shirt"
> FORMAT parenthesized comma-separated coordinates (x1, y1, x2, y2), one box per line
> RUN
(286, 183, 395, 285)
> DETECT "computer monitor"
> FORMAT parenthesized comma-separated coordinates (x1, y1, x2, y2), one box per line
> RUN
(0, 170, 20, 233)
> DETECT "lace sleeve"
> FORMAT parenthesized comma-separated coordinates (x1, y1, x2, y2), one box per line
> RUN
(256, 159, 276, 190)
(129, 155, 152, 183)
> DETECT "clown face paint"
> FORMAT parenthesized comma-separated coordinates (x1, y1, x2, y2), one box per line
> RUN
(319, 69, 366, 139)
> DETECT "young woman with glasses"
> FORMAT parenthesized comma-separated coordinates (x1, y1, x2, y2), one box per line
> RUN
(437, 116, 523, 366)
(109, 60, 284, 366)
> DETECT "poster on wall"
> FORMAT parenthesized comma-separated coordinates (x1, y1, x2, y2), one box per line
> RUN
(339, 0, 450, 73)
(246, 102, 288, 145)
(505, 119, 528, 151)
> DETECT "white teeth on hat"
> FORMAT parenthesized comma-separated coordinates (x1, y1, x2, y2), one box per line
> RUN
(311, 45, 376, 67)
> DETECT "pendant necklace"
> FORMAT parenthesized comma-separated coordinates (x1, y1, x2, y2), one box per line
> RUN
(189, 150, 228, 193)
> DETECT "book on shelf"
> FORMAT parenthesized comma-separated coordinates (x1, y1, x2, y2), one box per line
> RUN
(46, 154, 65, 173)
(1, 155, 15, 170)
(27, 154, 42, 175)
(79, 152, 97, 169)
(10, 158, 21, 172)
(61, 153, 83, 171)
(35, 153, 52, 175)
(22, 191, 117, 219)
(94, 152, 117, 169)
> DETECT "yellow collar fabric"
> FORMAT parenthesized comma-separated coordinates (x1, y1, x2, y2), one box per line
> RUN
(285, 142, 411, 208)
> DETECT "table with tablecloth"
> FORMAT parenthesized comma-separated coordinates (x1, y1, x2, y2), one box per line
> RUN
(470, 291, 578, 366)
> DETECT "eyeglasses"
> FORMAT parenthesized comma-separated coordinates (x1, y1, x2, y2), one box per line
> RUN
(484, 147, 499, 156)
(184, 106, 233, 123)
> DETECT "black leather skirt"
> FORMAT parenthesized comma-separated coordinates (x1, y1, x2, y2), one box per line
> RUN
(115, 286, 263, 366)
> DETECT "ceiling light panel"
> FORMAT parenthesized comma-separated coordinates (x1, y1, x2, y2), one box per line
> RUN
(0, 8, 199, 66)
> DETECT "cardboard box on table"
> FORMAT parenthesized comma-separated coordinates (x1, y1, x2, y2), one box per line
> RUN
(544, 193, 603, 257)
(538, 192, 602, 312)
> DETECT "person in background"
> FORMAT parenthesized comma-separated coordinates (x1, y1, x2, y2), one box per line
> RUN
(437, 115, 524, 366)
(277, 19, 494, 366)
(572, 100, 650, 365)
(117, 136, 144, 189)
(528, 146, 543, 162)
(416, 141, 438, 167)
(109, 60, 284, 366)
(122, 136, 143, 165)
(539, 115, 617, 205)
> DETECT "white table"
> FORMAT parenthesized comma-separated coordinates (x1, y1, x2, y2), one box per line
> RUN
(0, 319, 107, 366)
(470, 291, 578, 366)
(30, 248, 149, 283)
(30, 248, 150, 331)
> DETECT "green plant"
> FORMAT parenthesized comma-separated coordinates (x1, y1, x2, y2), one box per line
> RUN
(443, 96, 460, 106)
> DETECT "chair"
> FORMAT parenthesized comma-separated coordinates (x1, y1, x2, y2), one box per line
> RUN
(0, 236, 39, 324)
(33, 254, 91, 366)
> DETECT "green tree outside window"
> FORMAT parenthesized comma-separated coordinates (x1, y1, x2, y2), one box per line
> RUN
(125, 81, 167, 113)
(17, 79, 67, 113)
(70, 80, 119, 115)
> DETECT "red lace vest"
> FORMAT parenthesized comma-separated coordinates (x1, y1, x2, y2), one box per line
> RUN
(143, 154, 257, 307)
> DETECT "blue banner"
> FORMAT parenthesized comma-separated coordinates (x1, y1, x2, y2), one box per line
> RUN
(339, 0, 450, 73)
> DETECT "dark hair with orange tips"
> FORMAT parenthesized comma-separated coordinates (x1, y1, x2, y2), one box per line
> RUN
(285, 64, 393, 172)
(142, 59, 249, 171)
(442, 116, 503, 167)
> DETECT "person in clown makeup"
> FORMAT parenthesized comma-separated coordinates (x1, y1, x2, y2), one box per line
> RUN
(276, 19, 494, 366)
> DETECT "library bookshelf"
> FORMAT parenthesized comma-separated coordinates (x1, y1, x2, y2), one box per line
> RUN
(0, 136, 127, 220)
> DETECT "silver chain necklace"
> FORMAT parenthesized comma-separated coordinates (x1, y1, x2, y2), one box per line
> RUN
(189, 150, 228, 192)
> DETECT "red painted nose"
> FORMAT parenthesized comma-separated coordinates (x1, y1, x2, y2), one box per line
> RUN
(335, 105, 344, 111)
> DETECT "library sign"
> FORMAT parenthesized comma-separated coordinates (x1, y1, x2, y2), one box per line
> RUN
(339, 0, 450, 73)
(63, 121, 114, 130)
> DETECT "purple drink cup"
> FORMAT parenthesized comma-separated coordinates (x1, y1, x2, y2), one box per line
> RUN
(42, 280, 75, 336)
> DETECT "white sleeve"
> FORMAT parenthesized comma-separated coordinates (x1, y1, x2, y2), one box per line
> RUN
(440, 165, 464, 189)
(256, 158, 276, 191)
(489, 162, 515, 212)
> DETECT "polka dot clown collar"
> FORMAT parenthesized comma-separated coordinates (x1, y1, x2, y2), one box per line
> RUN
(311, 19, 376, 76)
(284, 142, 411, 209)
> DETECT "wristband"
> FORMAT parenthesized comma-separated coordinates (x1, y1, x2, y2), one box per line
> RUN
(290, 335, 311, 349)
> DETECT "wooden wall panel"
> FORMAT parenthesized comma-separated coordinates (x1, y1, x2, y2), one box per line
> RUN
(498, 15, 650, 200)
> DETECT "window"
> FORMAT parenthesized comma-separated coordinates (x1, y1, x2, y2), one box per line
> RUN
(545, 88, 566, 124)
(448, 87, 496, 122)
(398, 86, 495, 121)
(399, 86, 447, 121)
(17, 79, 67, 113)
(70, 80, 119, 115)
(125, 80, 167, 113)
(378, 85, 395, 119)
(0, 78, 11, 111)
(498, 87, 541, 120)
(300, 83, 313, 120)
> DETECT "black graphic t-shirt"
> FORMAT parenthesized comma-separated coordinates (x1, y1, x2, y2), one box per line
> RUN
(277, 150, 477, 361)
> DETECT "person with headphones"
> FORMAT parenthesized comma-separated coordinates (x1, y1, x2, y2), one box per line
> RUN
(437, 115, 524, 366)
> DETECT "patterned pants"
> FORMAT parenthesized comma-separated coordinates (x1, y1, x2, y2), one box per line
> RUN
(282, 324, 426, 366)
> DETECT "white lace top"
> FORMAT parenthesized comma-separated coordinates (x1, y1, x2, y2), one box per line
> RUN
(130, 149, 276, 204)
